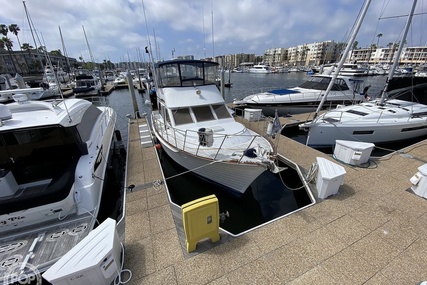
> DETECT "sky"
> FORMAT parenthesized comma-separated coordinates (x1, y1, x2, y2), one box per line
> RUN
(0, 0, 426, 63)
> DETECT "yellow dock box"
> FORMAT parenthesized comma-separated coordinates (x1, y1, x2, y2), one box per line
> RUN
(182, 194, 220, 253)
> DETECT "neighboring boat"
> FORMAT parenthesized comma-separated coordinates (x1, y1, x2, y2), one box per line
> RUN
(113, 72, 128, 88)
(0, 96, 126, 281)
(104, 70, 116, 82)
(231, 67, 243, 73)
(248, 64, 272, 74)
(300, 0, 420, 148)
(72, 68, 102, 96)
(336, 63, 368, 76)
(0, 74, 57, 103)
(44, 65, 70, 83)
(319, 63, 368, 76)
(150, 59, 282, 194)
(232, 74, 368, 116)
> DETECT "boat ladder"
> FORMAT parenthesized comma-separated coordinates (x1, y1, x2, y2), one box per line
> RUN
(139, 123, 153, 148)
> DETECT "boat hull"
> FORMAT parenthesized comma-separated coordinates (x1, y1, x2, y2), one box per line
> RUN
(238, 100, 359, 117)
(304, 120, 427, 148)
(157, 137, 267, 194)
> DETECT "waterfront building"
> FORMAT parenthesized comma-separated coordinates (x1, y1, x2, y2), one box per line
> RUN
(349, 46, 427, 65)
(0, 49, 77, 74)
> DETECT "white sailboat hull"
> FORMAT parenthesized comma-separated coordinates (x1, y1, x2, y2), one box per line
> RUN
(303, 100, 427, 147)
(305, 120, 427, 147)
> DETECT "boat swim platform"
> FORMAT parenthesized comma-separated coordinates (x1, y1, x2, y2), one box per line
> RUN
(123, 114, 427, 284)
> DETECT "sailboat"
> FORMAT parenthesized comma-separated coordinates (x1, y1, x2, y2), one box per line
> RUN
(299, 0, 425, 148)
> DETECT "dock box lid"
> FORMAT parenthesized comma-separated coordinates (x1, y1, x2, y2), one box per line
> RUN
(418, 163, 427, 176)
(335, 140, 375, 150)
(316, 157, 346, 180)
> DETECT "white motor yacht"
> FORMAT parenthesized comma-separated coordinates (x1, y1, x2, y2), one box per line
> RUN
(248, 64, 272, 74)
(233, 74, 367, 116)
(150, 59, 282, 194)
(0, 96, 126, 282)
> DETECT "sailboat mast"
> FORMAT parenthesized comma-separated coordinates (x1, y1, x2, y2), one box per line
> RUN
(23, 1, 43, 71)
(59, 26, 71, 72)
(312, 0, 371, 119)
(82, 25, 95, 65)
(211, 0, 215, 58)
(379, 0, 418, 105)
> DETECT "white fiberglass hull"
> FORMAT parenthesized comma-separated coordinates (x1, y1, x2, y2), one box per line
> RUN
(304, 117, 427, 148)
(237, 100, 354, 117)
(158, 138, 267, 194)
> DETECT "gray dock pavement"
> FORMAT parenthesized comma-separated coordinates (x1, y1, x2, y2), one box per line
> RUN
(123, 114, 427, 285)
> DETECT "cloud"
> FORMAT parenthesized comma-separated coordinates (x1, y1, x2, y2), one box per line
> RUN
(0, 0, 424, 62)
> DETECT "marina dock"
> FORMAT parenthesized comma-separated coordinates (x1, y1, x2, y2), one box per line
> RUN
(124, 113, 427, 284)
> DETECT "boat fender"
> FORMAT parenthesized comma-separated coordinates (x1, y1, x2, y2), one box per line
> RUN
(244, 148, 257, 158)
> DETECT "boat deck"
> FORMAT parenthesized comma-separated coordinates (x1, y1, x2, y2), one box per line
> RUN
(124, 113, 427, 284)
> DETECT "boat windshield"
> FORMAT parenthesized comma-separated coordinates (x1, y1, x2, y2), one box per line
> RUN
(172, 104, 232, 126)
(0, 126, 85, 185)
(157, 61, 218, 87)
(299, 76, 350, 91)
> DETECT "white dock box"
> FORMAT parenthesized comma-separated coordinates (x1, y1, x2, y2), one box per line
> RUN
(244, 108, 263, 122)
(334, 140, 375, 166)
(410, 163, 427, 198)
(43, 218, 121, 285)
(315, 157, 346, 199)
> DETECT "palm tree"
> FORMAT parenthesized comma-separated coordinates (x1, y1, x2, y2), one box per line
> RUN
(349, 40, 359, 62)
(0, 24, 8, 36)
(1, 36, 18, 72)
(22, 42, 34, 73)
(376, 33, 383, 48)
(8, 24, 21, 50)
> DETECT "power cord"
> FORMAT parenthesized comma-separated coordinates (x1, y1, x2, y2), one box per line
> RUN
(278, 162, 318, 191)
(114, 242, 132, 284)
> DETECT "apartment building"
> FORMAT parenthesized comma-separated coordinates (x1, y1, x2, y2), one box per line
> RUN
(0, 49, 77, 74)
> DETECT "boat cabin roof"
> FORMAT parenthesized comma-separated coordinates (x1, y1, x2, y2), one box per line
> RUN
(0, 99, 97, 130)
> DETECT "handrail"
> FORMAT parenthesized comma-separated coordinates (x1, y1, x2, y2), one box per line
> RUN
(213, 135, 228, 160)
(238, 135, 258, 163)
(152, 115, 267, 161)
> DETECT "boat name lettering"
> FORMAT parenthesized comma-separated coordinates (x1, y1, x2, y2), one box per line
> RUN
(0, 216, 25, 226)
(70, 274, 84, 281)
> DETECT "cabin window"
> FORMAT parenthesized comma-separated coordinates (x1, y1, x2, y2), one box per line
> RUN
(173, 108, 193, 125)
(204, 63, 218, 85)
(159, 104, 171, 125)
(158, 64, 180, 87)
(212, 104, 231, 119)
(157, 61, 218, 87)
(192, 106, 215, 122)
(346, 109, 368, 116)
(331, 79, 349, 91)
(299, 76, 330, 90)
(0, 126, 83, 183)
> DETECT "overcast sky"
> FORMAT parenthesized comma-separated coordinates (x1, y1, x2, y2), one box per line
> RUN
(0, 0, 425, 63)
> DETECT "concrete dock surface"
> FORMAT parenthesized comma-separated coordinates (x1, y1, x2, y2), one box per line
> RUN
(123, 113, 427, 285)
